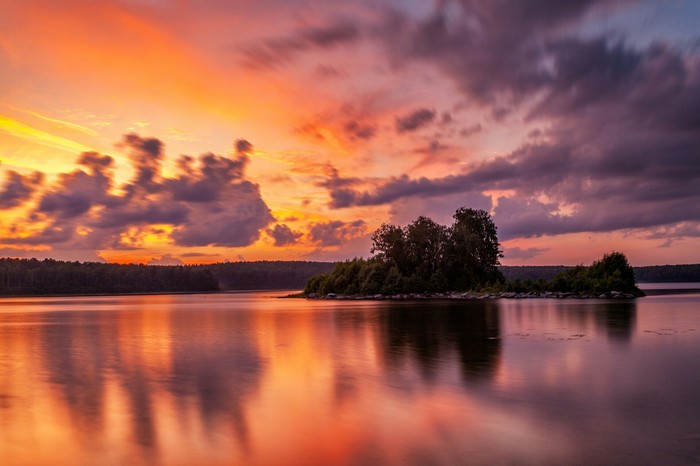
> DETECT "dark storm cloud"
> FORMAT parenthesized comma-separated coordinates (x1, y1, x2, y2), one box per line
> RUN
(240, 20, 361, 68)
(384, 0, 616, 107)
(8, 135, 274, 250)
(395, 108, 436, 133)
(0, 170, 44, 209)
(324, 117, 700, 236)
(266, 224, 303, 246)
(308, 219, 366, 247)
(313, 0, 700, 240)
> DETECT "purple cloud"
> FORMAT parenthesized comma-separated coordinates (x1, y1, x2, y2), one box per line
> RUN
(6, 135, 274, 251)
(308, 219, 367, 247)
(395, 108, 436, 133)
(240, 20, 361, 68)
(266, 224, 303, 246)
(0, 170, 44, 209)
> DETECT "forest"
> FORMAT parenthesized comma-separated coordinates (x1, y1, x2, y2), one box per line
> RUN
(0, 258, 218, 295)
(0, 258, 334, 296)
(1, 248, 698, 298)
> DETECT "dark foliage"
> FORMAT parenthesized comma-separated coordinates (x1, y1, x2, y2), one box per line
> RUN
(505, 252, 643, 296)
(499, 266, 570, 282)
(305, 208, 505, 295)
(500, 264, 700, 284)
(634, 264, 700, 283)
(0, 258, 218, 296)
(208, 261, 334, 290)
(0, 258, 336, 296)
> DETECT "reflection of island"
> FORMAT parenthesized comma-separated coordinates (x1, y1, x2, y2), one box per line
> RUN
(37, 302, 263, 458)
(377, 301, 501, 383)
(595, 301, 637, 342)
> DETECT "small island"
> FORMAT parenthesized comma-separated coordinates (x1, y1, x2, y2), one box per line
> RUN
(303, 207, 643, 300)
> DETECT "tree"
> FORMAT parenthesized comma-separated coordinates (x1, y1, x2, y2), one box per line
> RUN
(404, 216, 448, 283)
(371, 223, 407, 272)
(588, 251, 638, 293)
(304, 207, 506, 295)
(445, 208, 504, 290)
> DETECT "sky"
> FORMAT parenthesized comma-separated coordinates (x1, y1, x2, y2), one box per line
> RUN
(1, 0, 699, 266)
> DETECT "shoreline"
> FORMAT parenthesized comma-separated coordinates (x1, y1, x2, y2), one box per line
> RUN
(305, 290, 641, 300)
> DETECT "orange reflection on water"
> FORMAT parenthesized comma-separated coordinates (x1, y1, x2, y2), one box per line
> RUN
(0, 295, 505, 465)
(4, 293, 697, 465)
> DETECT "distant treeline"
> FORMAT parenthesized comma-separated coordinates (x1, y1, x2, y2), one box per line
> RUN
(207, 261, 335, 290)
(1, 258, 698, 297)
(500, 264, 700, 283)
(499, 266, 569, 282)
(0, 258, 218, 296)
(633, 264, 700, 283)
(0, 258, 335, 296)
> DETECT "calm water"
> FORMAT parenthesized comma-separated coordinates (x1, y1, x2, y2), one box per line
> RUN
(1, 291, 699, 465)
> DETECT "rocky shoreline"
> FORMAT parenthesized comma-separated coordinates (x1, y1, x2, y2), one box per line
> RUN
(307, 290, 639, 300)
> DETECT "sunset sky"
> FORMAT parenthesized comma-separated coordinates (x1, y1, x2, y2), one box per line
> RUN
(1, 0, 699, 266)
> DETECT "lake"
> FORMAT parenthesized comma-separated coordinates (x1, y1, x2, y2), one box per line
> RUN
(1, 290, 699, 465)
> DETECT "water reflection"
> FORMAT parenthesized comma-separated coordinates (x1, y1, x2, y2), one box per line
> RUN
(6, 297, 264, 463)
(1, 294, 699, 465)
(596, 301, 636, 342)
(41, 312, 111, 438)
(377, 301, 500, 383)
(166, 309, 262, 453)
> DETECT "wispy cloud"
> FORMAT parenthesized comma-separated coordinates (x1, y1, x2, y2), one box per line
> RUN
(0, 115, 94, 154)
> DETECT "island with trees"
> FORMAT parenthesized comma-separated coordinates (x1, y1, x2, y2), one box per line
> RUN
(303, 207, 644, 299)
(4, 206, 693, 298)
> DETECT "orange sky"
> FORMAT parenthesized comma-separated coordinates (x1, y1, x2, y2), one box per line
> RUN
(1, 0, 699, 266)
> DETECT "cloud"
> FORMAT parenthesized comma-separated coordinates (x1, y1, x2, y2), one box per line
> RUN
(503, 247, 551, 260)
(171, 181, 273, 247)
(308, 219, 367, 247)
(388, 191, 492, 227)
(383, 1, 618, 108)
(395, 108, 436, 133)
(118, 133, 164, 192)
(235, 138, 253, 155)
(0, 170, 44, 209)
(266, 224, 302, 246)
(313, 3, 700, 240)
(240, 20, 361, 68)
(7, 134, 274, 251)
(0, 247, 105, 263)
(344, 120, 376, 141)
(167, 152, 248, 203)
(322, 121, 700, 237)
(460, 124, 482, 138)
(147, 254, 184, 266)
(36, 152, 116, 219)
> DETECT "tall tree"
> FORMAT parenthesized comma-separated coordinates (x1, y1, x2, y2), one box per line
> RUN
(445, 208, 504, 289)
(404, 216, 448, 283)
(370, 223, 407, 272)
